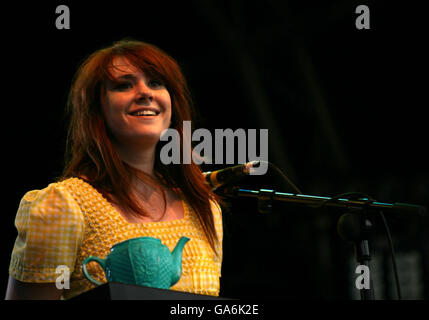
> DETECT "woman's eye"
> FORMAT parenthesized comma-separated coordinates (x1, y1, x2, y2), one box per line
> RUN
(149, 79, 164, 88)
(115, 82, 133, 90)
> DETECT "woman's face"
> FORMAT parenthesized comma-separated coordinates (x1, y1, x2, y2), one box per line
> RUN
(101, 56, 172, 149)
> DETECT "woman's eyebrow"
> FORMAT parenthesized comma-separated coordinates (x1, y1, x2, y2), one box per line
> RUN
(116, 73, 137, 80)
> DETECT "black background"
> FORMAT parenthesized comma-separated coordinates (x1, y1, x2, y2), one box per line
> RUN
(2, 0, 428, 300)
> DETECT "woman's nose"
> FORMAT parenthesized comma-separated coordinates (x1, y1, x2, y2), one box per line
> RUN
(136, 81, 153, 101)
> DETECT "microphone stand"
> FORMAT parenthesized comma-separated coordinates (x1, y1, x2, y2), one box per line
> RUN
(337, 209, 375, 300)
(217, 186, 427, 300)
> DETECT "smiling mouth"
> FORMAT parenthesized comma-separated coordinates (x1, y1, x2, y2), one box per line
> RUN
(128, 110, 160, 117)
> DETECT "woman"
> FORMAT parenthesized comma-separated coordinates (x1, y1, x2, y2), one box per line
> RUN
(6, 39, 223, 299)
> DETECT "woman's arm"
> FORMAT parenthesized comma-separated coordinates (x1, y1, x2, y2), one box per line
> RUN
(5, 276, 63, 300)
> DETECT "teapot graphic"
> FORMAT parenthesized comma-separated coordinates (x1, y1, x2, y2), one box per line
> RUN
(82, 236, 190, 289)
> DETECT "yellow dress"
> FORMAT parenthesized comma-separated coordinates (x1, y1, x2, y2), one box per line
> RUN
(8, 177, 223, 299)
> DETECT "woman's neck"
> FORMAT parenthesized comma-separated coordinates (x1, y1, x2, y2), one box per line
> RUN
(114, 142, 157, 178)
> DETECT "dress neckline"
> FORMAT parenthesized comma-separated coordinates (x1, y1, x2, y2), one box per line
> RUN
(70, 177, 190, 226)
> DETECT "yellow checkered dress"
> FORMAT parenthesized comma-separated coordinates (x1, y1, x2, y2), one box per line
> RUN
(9, 177, 223, 299)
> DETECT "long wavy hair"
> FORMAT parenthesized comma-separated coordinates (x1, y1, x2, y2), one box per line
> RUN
(61, 39, 220, 254)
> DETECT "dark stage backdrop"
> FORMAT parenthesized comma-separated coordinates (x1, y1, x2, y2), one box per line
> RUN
(2, 0, 428, 299)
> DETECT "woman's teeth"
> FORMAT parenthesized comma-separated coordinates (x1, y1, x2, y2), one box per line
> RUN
(131, 110, 158, 116)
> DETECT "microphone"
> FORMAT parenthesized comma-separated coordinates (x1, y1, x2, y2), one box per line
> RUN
(203, 161, 260, 190)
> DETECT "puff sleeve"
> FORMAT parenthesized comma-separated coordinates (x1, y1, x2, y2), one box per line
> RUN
(9, 183, 85, 283)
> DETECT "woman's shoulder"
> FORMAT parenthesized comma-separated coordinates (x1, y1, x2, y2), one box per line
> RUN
(18, 177, 99, 216)
(21, 179, 70, 202)
(56, 176, 94, 192)
(21, 177, 84, 199)
(15, 178, 86, 228)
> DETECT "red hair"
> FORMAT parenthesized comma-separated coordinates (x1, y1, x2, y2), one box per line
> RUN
(61, 39, 221, 254)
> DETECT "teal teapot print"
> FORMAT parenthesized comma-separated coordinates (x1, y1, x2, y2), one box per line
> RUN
(82, 236, 190, 289)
